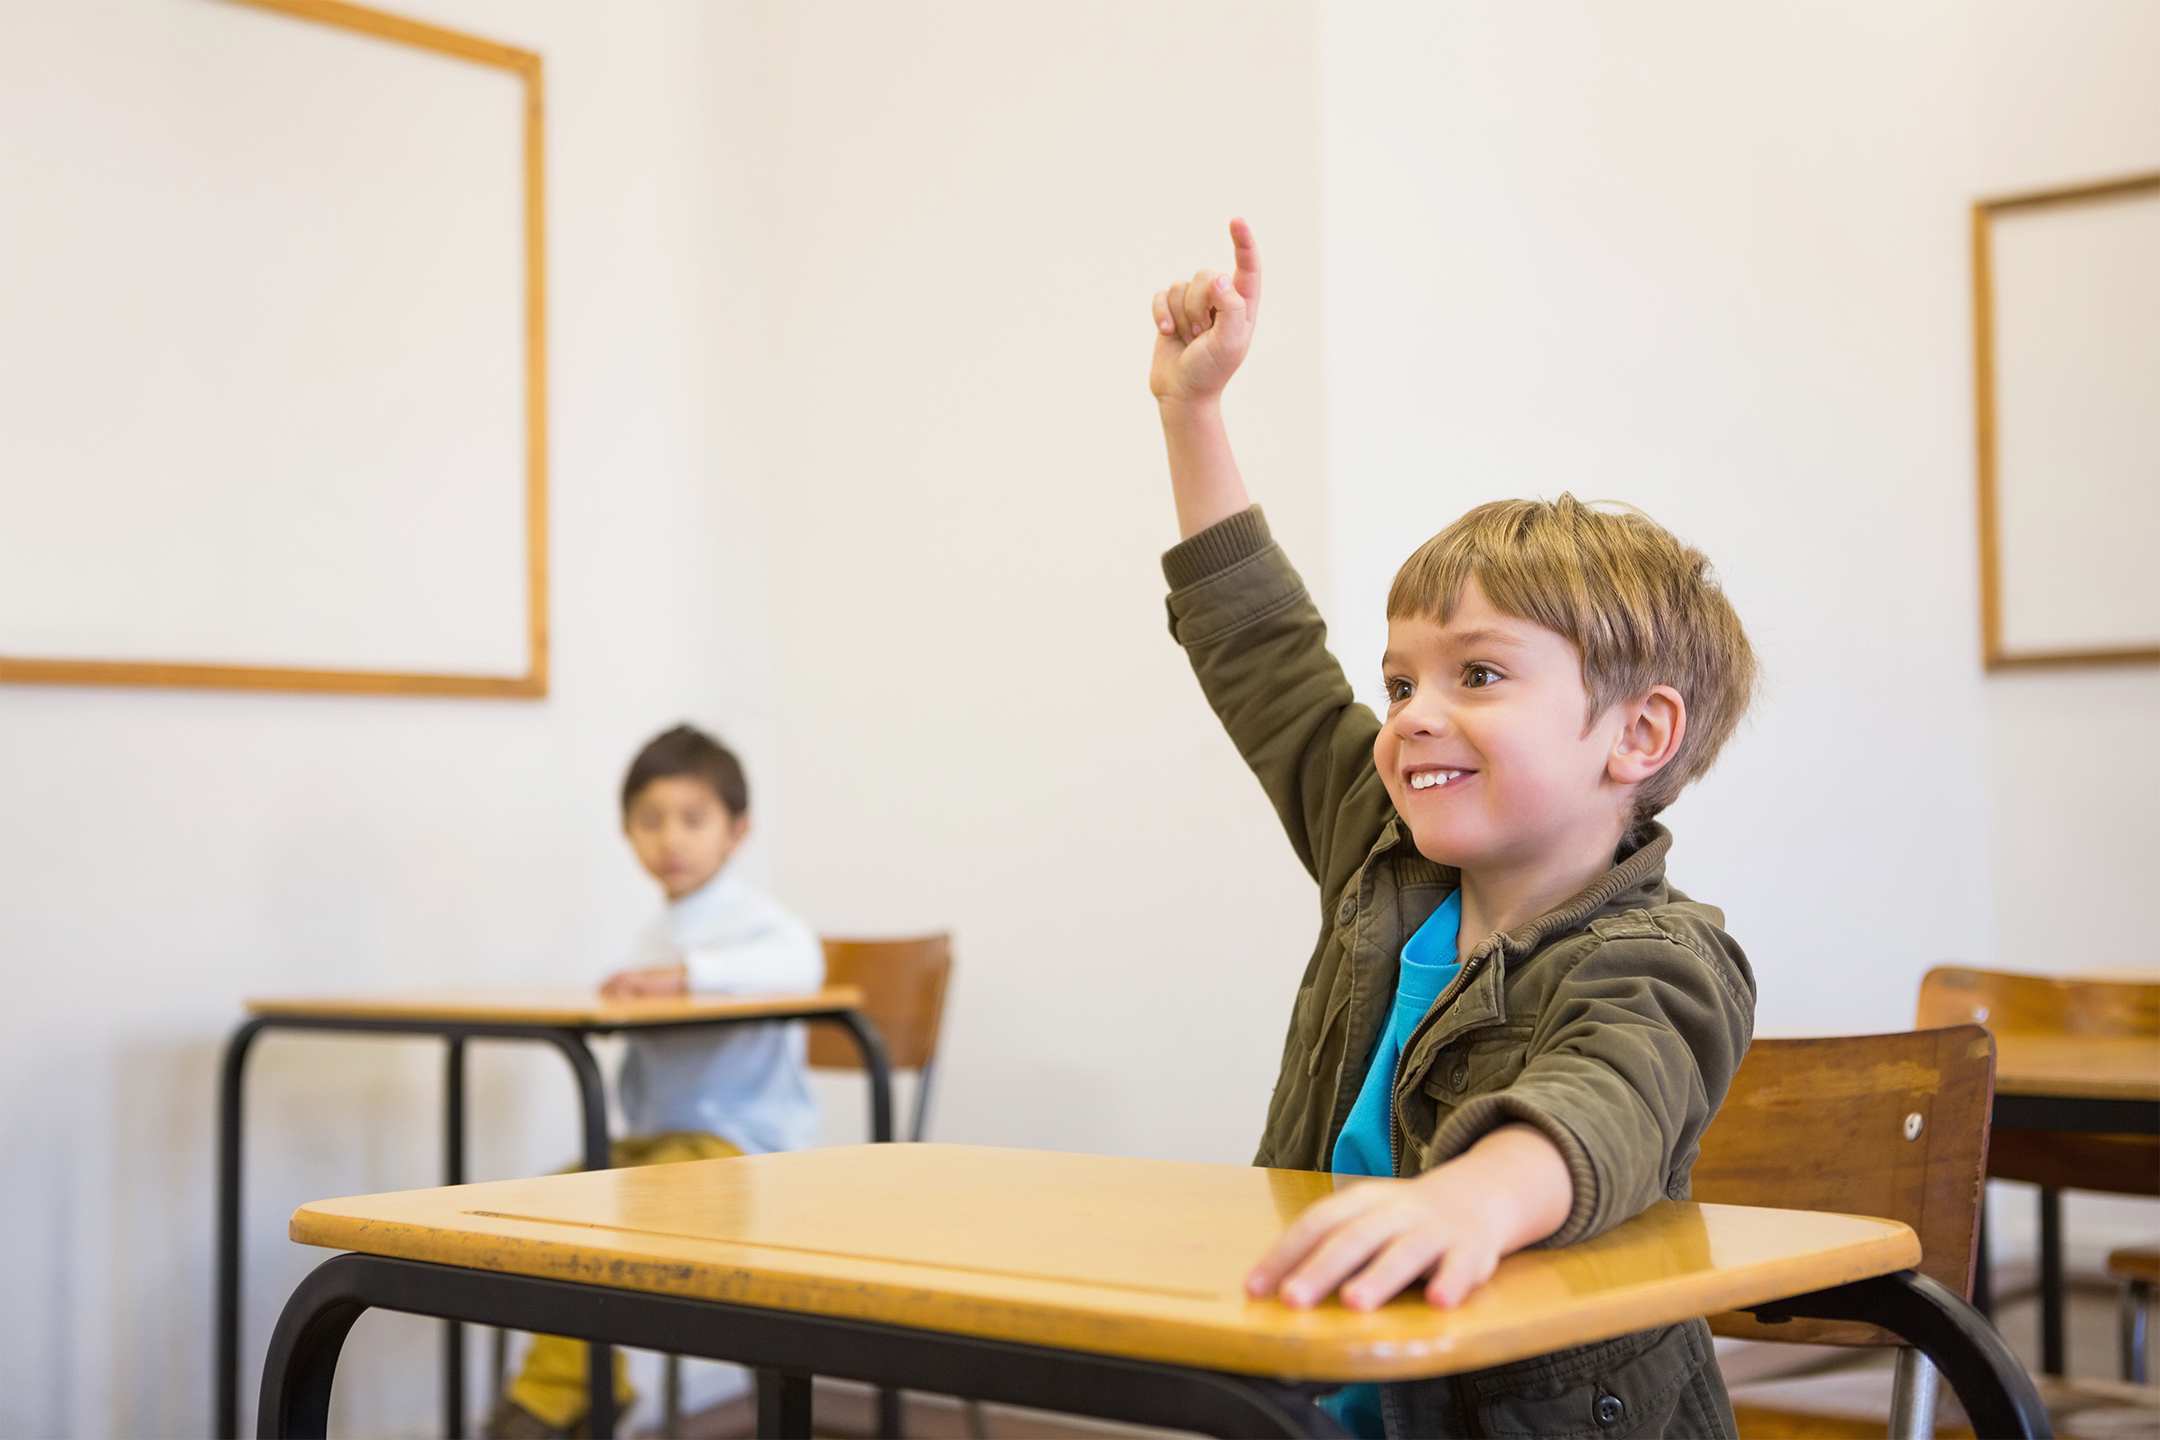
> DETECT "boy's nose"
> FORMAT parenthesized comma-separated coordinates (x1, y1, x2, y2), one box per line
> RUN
(1400, 701, 1450, 736)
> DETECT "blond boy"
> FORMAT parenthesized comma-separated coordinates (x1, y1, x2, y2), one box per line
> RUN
(1152, 221, 1757, 1437)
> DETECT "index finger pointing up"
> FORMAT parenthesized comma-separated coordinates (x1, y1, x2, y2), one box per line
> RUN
(1228, 216, 1263, 314)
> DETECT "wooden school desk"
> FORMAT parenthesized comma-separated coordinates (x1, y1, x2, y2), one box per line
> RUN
(1991, 1033, 2160, 1134)
(217, 988, 890, 1440)
(256, 1144, 2049, 1440)
(1987, 1031, 2160, 1371)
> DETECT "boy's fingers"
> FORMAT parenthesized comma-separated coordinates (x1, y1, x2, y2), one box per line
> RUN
(1152, 289, 1176, 337)
(1182, 268, 1221, 337)
(1164, 280, 1193, 342)
(1245, 1188, 1378, 1295)
(1339, 1229, 1448, 1313)
(1204, 273, 1250, 349)
(1426, 1242, 1498, 1310)
(1228, 216, 1263, 315)
(1279, 1208, 1413, 1310)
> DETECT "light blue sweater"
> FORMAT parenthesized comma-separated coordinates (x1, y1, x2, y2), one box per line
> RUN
(616, 864, 823, 1154)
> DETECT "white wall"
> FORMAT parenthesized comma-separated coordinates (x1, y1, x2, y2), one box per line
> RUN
(0, 3, 784, 1435)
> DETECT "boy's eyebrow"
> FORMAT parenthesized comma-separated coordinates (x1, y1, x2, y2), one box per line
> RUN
(1382, 629, 1532, 669)
(1450, 627, 1531, 651)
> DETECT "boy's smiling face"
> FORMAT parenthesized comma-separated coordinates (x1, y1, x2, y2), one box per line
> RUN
(1375, 578, 1638, 878)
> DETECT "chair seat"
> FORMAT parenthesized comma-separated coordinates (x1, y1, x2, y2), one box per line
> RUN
(2110, 1247, 2160, 1285)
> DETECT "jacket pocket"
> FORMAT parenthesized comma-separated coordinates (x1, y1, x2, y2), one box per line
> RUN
(1306, 975, 1356, 1077)
(1418, 1028, 1534, 1103)
(1463, 1319, 1729, 1439)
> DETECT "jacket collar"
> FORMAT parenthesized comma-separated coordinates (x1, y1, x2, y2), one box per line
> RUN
(1477, 824, 1673, 965)
(1373, 815, 1673, 961)
(1395, 824, 1673, 1052)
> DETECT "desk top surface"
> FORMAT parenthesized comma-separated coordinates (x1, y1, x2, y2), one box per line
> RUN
(289, 1143, 1918, 1381)
(1992, 1033, 2160, 1102)
(245, 986, 863, 1028)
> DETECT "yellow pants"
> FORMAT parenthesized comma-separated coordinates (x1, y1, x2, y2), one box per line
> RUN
(506, 1132, 744, 1430)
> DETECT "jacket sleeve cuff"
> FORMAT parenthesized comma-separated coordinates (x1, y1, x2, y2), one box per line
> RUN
(1429, 1092, 1602, 1249)
(1160, 505, 1273, 590)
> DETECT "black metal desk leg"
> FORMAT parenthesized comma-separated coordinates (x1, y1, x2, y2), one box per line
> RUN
(2040, 1186, 2065, 1375)
(830, 1011, 894, 1145)
(445, 1037, 468, 1438)
(824, 1011, 897, 1430)
(756, 1371, 813, 1439)
(540, 1031, 616, 1437)
(589, 1343, 617, 1440)
(1752, 1270, 2053, 1439)
(256, 1272, 370, 1440)
(218, 1017, 271, 1440)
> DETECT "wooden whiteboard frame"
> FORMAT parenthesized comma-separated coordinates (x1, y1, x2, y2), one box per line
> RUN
(1972, 169, 2160, 672)
(0, 0, 548, 699)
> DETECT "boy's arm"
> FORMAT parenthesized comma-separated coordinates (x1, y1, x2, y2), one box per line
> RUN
(1165, 515, 1386, 889)
(601, 964, 688, 998)
(1155, 222, 1392, 887)
(1248, 923, 1752, 1311)
(1428, 921, 1757, 1248)
(679, 910, 825, 996)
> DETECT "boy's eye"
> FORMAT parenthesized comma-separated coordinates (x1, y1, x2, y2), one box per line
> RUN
(1384, 677, 1413, 703)
(1462, 664, 1501, 689)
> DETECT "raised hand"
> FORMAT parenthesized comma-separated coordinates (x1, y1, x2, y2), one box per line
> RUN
(1150, 217, 1263, 405)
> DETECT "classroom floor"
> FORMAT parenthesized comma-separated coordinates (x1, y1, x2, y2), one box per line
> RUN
(655, 1261, 2159, 1440)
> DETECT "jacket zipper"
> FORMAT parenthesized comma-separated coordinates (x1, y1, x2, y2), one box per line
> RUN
(1389, 948, 1487, 1178)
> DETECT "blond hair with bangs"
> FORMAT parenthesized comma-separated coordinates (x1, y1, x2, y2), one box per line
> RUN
(1386, 495, 1756, 833)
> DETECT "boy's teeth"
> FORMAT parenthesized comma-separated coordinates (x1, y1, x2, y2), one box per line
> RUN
(1409, 770, 1460, 790)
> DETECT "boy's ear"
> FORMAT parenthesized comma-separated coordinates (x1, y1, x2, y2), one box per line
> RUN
(728, 810, 752, 844)
(1608, 685, 1687, 786)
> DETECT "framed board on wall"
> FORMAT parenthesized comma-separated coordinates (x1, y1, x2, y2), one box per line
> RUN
(0, 0, 548, 698)
(1972, 170, 2160, 671)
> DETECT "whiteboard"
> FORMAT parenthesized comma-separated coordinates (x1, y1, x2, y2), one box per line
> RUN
(1977, 176, 2160, 668)
(0, 0, 544, 695)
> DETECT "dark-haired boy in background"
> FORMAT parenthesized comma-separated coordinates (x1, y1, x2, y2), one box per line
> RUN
(490, 725, 822, 1439)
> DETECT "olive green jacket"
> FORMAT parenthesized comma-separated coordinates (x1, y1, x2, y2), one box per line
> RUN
(1164, 507, 1755, 1438)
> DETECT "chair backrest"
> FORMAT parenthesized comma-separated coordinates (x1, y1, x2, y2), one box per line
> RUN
(808, 934, 952, 1072)
(1917, 965, 2159, 1037)
(1691, 1026, 1994, 1347)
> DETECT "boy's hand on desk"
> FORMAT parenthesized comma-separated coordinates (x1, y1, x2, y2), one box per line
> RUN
(1149, 217, 1262, 406)
(1247, 1123, 1573, 1312)
(600, 964, 689, 999)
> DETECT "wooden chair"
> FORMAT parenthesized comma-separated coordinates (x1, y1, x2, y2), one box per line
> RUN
(809, 934, 954, 1143)
(1692, 1027, 1997, 1439)
(1916, 966, 2160, 1375)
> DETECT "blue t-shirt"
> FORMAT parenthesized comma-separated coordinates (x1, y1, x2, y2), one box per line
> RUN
(1319, 891, 1463, 1440)
(1330, 891, 1464, 1178)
